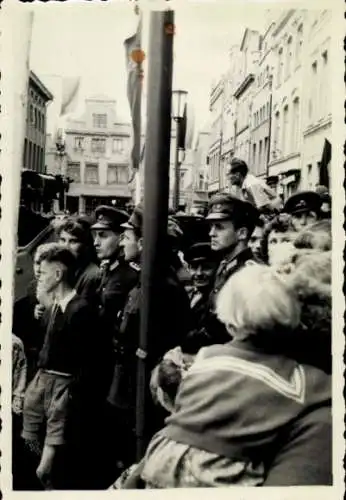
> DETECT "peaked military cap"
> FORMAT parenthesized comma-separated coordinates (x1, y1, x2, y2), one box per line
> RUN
(206, 193, 259, 224)
(91, 205, 129, 231)
(121, 205, 143, 231)
(185, 242, 217, 265)
(283, 191, 322, 216)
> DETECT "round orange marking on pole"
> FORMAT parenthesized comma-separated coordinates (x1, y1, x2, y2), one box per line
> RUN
(130, 48, 146, 64)
(165, 23, 175, 35)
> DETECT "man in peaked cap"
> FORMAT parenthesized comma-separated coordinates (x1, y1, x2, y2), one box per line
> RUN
(203, 192, 261, 343)
(90, 205, 140, 485)
(283, 191, 322, 233)
(105, 205, 193, 470)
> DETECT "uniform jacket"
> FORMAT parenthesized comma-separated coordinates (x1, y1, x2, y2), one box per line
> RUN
(107, 265, 193, 411)
(206, 247, 258, 344)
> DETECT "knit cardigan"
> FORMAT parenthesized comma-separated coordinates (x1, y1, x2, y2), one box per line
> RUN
(162, 341, 331, 463)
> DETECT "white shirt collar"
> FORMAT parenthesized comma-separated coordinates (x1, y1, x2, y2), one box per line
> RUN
(57, 290, 77, 313)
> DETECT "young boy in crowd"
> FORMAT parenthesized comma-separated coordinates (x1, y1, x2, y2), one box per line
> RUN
(21, 244, 98, 489)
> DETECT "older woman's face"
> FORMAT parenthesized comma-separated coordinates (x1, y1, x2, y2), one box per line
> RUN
(268, 229, 296, 267)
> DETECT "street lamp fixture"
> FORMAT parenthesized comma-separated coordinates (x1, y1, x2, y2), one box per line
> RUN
(172, 89, 188, 121)
(172, 89, 188, 211)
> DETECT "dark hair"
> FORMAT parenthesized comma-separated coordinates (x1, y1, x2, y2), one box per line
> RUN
(260, 214, 292, 263)
(230, 158, 248, 177)
(55, 217, 97, 262)
(39, 244, 77, 286)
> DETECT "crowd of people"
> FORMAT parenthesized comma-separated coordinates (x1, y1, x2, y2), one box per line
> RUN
(12, 157, 332, 490)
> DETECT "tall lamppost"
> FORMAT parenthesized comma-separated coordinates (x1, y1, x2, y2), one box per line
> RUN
(172, 89, 187, 211)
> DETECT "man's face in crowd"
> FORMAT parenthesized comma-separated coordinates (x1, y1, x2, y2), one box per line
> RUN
(189, 260, 216, 290)
(93, 229, 121, 260)
(291, 210, 317, 232)
(59, 230, 83, 260)
(209, 220, 238, 252)
(120, 228, 141, 262)
(227, 167, 243, 187)
(268, 229, 296, 267)
(36, 259, 62, 296)
(33, 252, 42, 280)
(248, 226, 264, 259)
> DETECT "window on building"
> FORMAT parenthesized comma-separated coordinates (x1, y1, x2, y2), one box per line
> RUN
(282, 105, 289, 155)
(266, 102, 270, 118)
(309, 61, 318, 120)
(273, 111, 280, 157)
(307, 164, 313, 189)
(285, 36, 293, 79)
(264, 137, 269, 168)
(30, 105, 34, 124)
(67, 162, 81, 183)
(107, 164, 128, 184)
(23, 139, 28, 167)
(113, 138, 124, 153)
(277, 47, 283, 85)
(28, 141, 32, 170)
(92, 113, 107, 128)
(252, 143, 257, 172)
(321, 51, 329, 117)
(107, 164, 118, 184)
(259, 140, 263, 172)
(296, 24, 303, 66)
(291, 97, 300, 152)
(74, 137, 84, 150)
(91, 138, 106, 153)
(84, 163, 99, 184)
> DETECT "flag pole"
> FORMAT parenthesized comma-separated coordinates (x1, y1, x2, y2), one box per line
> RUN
(136, 8, 175, 461)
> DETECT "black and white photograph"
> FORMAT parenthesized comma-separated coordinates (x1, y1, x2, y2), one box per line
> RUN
(0, 0, 344, 495)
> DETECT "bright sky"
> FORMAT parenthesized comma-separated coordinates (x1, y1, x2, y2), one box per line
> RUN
(29, 1, 271, 131)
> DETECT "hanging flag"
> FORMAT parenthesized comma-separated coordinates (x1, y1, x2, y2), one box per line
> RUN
(185, 102, 195, 150)
(319, 138, 331, 189)
(124, 12, 144, 181)
(60, 76, 81, 116)
(177, 103, 187, 150)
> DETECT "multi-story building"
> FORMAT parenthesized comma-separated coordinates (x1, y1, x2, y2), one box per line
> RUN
(233, 29, 261, 166)
(267, 10, 306, 198)
(187, 127, 209, 213)
(23, 71, 53, 173)
(250, 23, 276, 181)
(207, 78, 225, 194)
(221, 45, 240, 186)
(46, 96, 132, 214)
(300, 10, 332, 190)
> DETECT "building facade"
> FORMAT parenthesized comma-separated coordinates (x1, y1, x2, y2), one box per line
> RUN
(250, 23, 276, 180)
(234, 29, 261, 166)
(205, 9, 332, 200)
(207, 78, 224, 194)
(300, 10, 332, 191)
(267, 10, 306, 198)
(46, 96, 132, 214)
(187, 127, 209, 213)
(23, 71, 53, 173)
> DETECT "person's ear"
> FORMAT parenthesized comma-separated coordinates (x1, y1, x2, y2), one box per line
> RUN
(55, 265, 64, 283)
(236, 226, 249, 242)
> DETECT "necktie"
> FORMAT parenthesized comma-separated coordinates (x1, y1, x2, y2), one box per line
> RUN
(38, 303, 61, 368)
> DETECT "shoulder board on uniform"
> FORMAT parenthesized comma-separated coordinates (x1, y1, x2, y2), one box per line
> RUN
(129, 262, 141, 272)
(224, 259, 238, 273)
